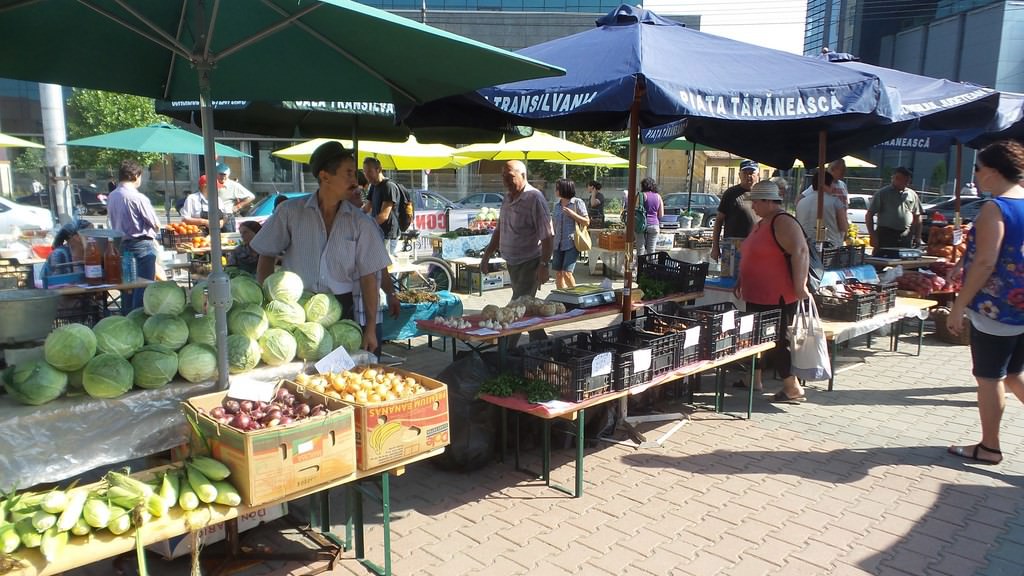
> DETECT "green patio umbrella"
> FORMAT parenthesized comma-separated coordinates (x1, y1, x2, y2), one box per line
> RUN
(0, 0, 564, 393)
(67, 123, 249, 222)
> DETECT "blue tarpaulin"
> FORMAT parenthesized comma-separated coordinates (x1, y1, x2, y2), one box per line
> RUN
(382, 290, 462, 341)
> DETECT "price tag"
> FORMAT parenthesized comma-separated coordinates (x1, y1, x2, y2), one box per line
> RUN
(739, 314, 754, 335)
(722, 310, 736, 333)
(952, 229, 963, 245)
(684, 326, 701, 348)
(633, 348, 652, 372)
(315, 345, 355, 374)
(591, 352, 613, 377)
(227, 377, 277, 403)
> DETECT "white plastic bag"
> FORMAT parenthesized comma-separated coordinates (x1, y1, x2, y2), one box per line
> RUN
(788, 298, 832, 381)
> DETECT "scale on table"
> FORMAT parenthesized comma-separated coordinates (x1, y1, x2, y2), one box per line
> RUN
(545, 284, 616, 309)
(874, 247, 923, 259)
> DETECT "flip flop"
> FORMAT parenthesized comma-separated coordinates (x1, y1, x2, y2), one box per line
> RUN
(770, 390, 806, 403)
(948, 443, 1002, 465)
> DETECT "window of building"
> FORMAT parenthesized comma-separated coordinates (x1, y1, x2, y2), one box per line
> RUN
(710, 167, 719, 184)
(251, 141, 293, 184)
(728, 167, 736, 185)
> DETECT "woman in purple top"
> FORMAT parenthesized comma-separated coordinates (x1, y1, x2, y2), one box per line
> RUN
(636, 177, 664, 257)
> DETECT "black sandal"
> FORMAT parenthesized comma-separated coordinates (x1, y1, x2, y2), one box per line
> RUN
(948, 443, 1002, 465)
(769, 390, 806, 403)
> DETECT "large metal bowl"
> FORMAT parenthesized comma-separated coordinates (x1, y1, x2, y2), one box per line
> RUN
(0, 289, 60, 344)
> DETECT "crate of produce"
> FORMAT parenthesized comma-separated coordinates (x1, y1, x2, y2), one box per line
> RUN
(296, 365, 450, 471)
(53, 296, 105, 328)
(754, 308, 783, 345)
(845, 280, 897, 315)
(0, 258, 33, 290)
(632, 313, 703, 368)
(685, 228, 714, 249)
(182, 380, 357, 506)
(598, 231, 627, 251)
(821, 246, 843, 270)
(644, 301, 737, 360)
(637, 252, 709, 295)
(845, 245, 866, 267)
(516, 333, 614, 401)
(734, 310, 759, 349)
(590, 321, 671, 387)
(579, 335, 652, 391)
(814, 286, 877, 321)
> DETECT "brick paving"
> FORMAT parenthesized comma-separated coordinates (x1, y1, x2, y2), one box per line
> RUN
(66, 269, 1024, 576)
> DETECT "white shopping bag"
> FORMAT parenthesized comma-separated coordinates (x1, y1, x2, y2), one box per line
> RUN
(788, 298, 832, 381)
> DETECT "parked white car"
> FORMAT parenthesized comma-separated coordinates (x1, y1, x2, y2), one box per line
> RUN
(0, 196, 53, 236)
(846, 193, 873, 235)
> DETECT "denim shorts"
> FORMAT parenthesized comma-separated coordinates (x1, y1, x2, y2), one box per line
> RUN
(970, 325, 1024, 379)
(551, 248, 578, 272)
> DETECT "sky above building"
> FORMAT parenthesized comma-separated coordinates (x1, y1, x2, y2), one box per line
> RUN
(647, 0, 808, 54)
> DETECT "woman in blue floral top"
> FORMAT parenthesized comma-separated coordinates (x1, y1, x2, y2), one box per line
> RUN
(947, 140, 1024, 465)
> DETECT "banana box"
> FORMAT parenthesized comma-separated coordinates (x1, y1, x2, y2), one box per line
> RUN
(183, 380, 356, 507)
(299, 365, 450, 470)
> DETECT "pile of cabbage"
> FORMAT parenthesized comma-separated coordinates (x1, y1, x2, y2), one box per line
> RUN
(2, 272, 364, 405)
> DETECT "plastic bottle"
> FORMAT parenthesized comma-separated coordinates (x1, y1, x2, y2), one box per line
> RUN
(84, 237, 103, 285)
(121, 247, 137, 283)
(104, 240, 122, 284)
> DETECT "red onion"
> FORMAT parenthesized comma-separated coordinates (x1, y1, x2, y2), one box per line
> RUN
(279, 416, 294, 426)
(232, 413, 251, 430)
(295, 404, 311, 417)
(210, 406, 226, 419)
(239, 400, 254, 413)
(223, 399, 240, 414)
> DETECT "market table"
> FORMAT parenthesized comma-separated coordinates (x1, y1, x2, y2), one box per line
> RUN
(480, 342, 774, 497)
(415, 291, 704, 364)
(7, 448, 445, 576)
(0, 362, 301, 491)
(864, 255, 942, 269)
(817, 296, 937, 390)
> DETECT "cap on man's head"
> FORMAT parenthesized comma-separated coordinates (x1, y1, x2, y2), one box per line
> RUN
(739, 159, 759, 172)
(309, 140, 350, 177)
(198, 174, 208, 189)
(748, 180, 783, 201)
(215, 162, 230, 176)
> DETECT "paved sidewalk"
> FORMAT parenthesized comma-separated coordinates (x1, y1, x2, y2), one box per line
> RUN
(69, 270, 1024, 576)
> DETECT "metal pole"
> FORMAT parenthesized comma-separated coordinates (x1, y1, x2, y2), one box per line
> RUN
(686, 141, 696, 213)
(163, 156, 171, 225)
(953, 143, 963, 226)
(815, 131, 826, 245)
(198, 65, 231, 391)
(621, 80, 643, 320)
(39, 83, 73, 225)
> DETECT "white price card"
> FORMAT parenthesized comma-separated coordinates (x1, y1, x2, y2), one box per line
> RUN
(591, 352, 613, 377)
(315, 345, 355, 374)
(633, 348, 653, 372)
(227, 376, 278, 403)
(739, 314, 755, 335)
(684, 326, 701, 348)
(466, 328, 501, 336)
(952, 229, 963, 245)
(722, 310, 736, 333)
(510, 317, 544, 329)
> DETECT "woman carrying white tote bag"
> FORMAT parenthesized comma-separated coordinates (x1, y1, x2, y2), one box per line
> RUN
(789, 297, 832, 382)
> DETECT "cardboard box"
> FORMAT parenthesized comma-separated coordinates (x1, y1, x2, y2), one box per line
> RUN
(146, 503, 288, 560)
(465, 270, 510, 292)
(304, 366, 450, 470)
(183, 381, 356, 507)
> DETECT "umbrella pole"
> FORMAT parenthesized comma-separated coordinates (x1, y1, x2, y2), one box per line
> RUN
(815, 131, 826, 248)
(163, 156, 170, 225)
(198, 66, 231, 391)
(953, 143, 963, 227)
(686, 141, 696, 213)
(621, 81, 643, 320)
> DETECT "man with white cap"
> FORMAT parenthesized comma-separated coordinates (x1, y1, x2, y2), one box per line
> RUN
(214, 162, 256, 231)
(711, 159, 758, 261)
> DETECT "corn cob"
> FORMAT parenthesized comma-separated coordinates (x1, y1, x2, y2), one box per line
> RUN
(211, 481, 241, 507)
(40, 491, 68, 514)
(56, 490, 89, 532)
(0, 522, 20, 554)
(31, 510, 57, 532)
(189, 456, 231, 481)
(15, 518, 42, 548)
(185, 464, 218, 504)
(83, 498, 110, 529)
(177, 482, 199, 511)
(40, 527, 67, 562)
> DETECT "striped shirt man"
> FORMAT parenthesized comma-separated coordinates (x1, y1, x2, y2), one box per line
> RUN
(250, 193, 390, 326)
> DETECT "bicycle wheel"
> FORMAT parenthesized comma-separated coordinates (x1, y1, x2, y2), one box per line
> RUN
(413, 257, 454, 292)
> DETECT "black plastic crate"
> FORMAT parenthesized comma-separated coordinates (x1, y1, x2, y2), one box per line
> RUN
(637, 252, 709, 295)
(734, 311, 759, 349)
(517, 333, 614, 402)
(647, 301, 739, 360)
(845, 280, 897, 315)
(0, 258, 34, 290)
(160, 229, 193, 250)
(845, 246, 866, 267)
(593, 317, 679, 377)
(815, 290, 876, 321)
(821, 247, 843, 270)
(754, 309, 783, 345)
(53, 296, 105, 328)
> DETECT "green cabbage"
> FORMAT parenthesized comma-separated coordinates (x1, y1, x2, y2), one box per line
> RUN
(177, 343, 218, 383)
(131, 345, 179, 389)
(142, 314, 190, 351)
(187, 314, 217, 348)
(303, 293, 342, 327)
(82, 353, 134, 399)
(258, 328, 298, 366)
(227, 334, 261, 374)
(263, 270, 304, 303)
(125, 308, 149, 330)
(228, 304, 269, 340)
(93, 316, 144, 359)
(44, 323, 96, 372)
(143, 281, 187, 316)
(328, 320, 363, 354)
(66, 368, 85, 392)
(230, 275, 265, 307)
(4, 360, 67, 405)
(264, 300, 305, 331)
(298, 291, 314, 307)
(292, 322, 333, 361)
(190, 281, 208, 314)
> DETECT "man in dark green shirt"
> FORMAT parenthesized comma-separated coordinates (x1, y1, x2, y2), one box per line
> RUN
(866, 166, 923, 251)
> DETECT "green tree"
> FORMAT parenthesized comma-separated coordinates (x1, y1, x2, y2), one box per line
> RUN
(65, 89, 169, 172)
(930, 161, 947, 191)
(527, 130, 624, 187)
(11, 147, 44, 175)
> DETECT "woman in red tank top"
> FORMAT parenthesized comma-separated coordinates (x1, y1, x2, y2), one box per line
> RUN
(736, 181, 812, 402)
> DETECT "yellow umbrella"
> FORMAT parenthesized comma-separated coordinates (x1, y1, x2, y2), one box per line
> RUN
(0, 132, 44, 148)
(454, 131, 612, 161)
(789, 155, 876, 169)
(545, 155, 644, 169)
(273, 136, 475, 171)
